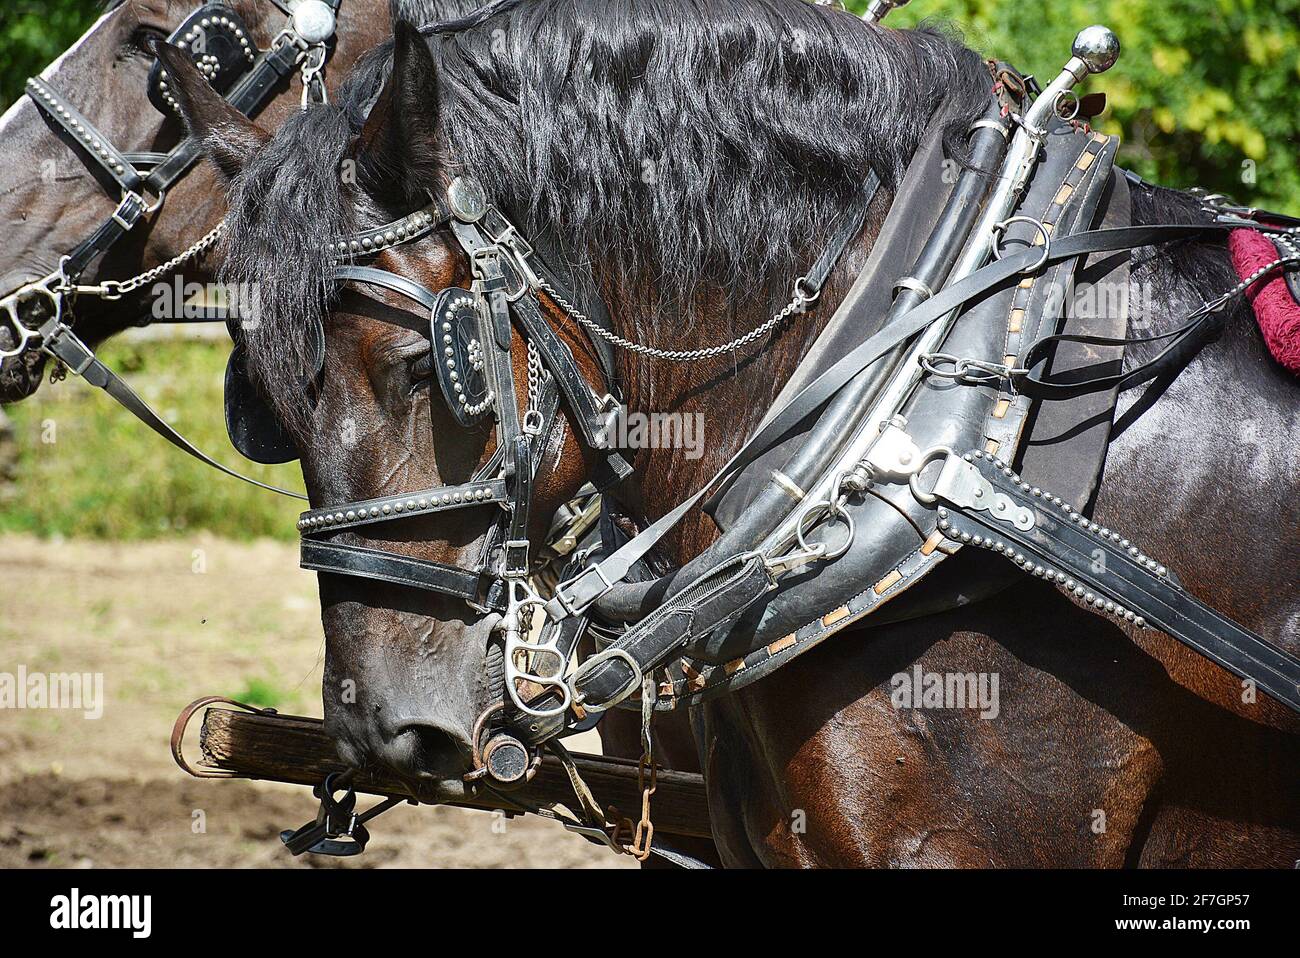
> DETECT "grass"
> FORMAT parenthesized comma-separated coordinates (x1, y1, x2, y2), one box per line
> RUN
(229, 677, 288, 710)
(0, 337, 305, 541)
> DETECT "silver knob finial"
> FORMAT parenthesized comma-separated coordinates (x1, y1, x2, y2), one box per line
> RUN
(864, 0, 912, 25)
(1072, 25, 1121, 74)
(292, 0, 337, 46)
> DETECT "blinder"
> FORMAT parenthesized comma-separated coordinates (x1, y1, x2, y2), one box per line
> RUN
(432, 287, 494, 427)
(148, 5, 258, 118)
(223, 316, 326, 464)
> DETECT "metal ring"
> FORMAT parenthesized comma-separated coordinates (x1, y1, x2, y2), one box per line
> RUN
(466, 702, 506, 779)
(990, 216, 1052, 273)
(792, 275, 820, 307)
(907, 446, 958, 506)
(794, 492, 856, 563)
(918, 352, 963, 379)
(1054, 89, 1081, 121)
(0, 285, 59, 360)
(893, 275, 935, 301)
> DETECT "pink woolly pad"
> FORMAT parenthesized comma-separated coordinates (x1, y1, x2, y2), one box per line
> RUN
(1229, 228, 1300, 374)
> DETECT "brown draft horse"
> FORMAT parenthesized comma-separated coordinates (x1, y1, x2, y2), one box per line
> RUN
(156, 0, 1299, 867)
(0, 0, 484, 402)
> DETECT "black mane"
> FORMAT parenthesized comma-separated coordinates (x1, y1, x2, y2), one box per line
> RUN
(425, 0, 989, 311)
(224, 0, 990, 427)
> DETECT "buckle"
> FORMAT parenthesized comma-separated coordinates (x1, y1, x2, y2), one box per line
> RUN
(570, 646, 643, 713)
(502, 539, 531, 579)
(39, 320, 96, 376)
(594, 394, 623, 448)
(546, 562, 615, 620)
(112, 192, 147, 230)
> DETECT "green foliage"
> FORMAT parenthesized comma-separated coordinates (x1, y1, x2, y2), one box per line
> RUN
(846, 0, 1300, 214)
(1, 337, 305, 541)
(0, 1, 104, 109)
(231, 676, 287, 709)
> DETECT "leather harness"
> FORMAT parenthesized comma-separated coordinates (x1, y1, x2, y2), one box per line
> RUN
(13, 10, 1300, 855)
(1, 0, 345, 496)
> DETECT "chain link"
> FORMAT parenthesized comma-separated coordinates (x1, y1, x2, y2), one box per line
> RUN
(628, 674, 658, 861)
(85, 222, 228, 299)
(535, 278, 813, 363)
(526, 337, 546, 413)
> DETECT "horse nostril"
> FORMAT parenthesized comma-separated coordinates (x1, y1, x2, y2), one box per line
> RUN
(390, 723, 469, 777)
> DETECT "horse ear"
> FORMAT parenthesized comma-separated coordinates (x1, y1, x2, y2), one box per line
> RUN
(354, 20, 440, 205)
(152, 39, 270, 183)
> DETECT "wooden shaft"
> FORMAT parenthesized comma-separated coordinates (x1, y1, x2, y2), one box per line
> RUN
(195, 706, 713, 839)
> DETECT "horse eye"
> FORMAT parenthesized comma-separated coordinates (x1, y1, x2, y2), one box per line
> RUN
(127, 26, 169, 58)
(410, 352, 433, 382)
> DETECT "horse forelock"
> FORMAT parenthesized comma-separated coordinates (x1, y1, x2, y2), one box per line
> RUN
(219, 106, 359, 435)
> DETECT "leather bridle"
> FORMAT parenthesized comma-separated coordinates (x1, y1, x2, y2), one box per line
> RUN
(0, 0, 343, 366)
(298, 182, 632, 718)
(292, 173, 876, 724)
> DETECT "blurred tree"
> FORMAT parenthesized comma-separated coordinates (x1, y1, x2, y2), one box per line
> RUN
(0, 1, 104, 109)
(849, 0, 1300, 214)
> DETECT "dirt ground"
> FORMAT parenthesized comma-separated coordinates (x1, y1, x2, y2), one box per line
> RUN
(0, 534, 632, 869)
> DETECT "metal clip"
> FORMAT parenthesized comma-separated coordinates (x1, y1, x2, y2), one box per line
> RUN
(919, 352, 1028, 386)
(499, 580, 572, 719)
(298, 45, 329, 108)
(910, 450, 1035, 532)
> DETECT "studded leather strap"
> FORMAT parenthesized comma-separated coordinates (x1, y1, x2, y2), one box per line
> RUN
(26, 76, 144, 194)
(297, 480, 507, 533)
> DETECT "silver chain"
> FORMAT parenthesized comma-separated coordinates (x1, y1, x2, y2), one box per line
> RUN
(526, 337, 547, 413)
(71, 222, 227, 299)
(534, 278, 815, 363)
(1200, 239, 1299, 312)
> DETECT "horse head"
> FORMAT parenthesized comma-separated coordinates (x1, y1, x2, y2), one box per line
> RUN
(160, 0, 989, 792)
(0, 0, 410, 402)
(158, 16, 602, 794)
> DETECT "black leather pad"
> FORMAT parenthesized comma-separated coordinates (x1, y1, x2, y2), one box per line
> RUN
(431, 287, 494, 428)
(223, 319, 325, 465)
(149, 4, 257, 117)
(224, 344, 299, 464)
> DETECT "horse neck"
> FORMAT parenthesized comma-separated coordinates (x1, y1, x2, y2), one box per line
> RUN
(603, 226, 880, 564)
